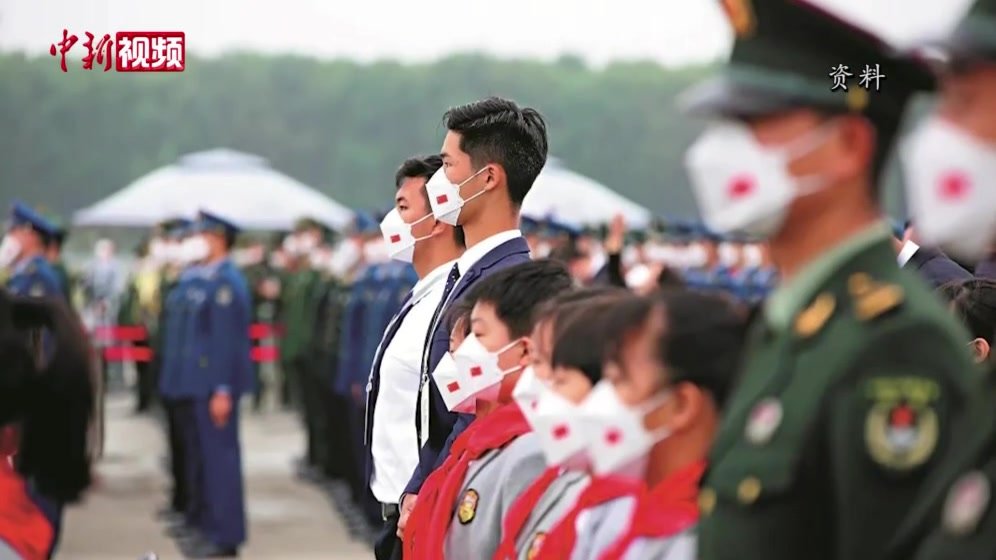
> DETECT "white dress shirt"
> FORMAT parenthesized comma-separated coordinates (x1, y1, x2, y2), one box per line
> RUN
(370, 260, 455, 503)
(897, 240, 920, 267)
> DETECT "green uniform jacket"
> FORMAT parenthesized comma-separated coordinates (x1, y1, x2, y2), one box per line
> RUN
(51, 260, 72, 302)
(698, 226, 980, 560)
(887, 370, 996, 559)
(279, 267, 323, 363)
(152, 270, 179, 352)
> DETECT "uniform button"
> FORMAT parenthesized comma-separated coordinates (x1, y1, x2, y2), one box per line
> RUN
(698, 487, 717, 516)
(199, 357, 208, 368)
(737, 476, 762, 505)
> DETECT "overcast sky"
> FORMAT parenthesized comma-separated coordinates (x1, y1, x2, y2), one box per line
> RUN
(0, 0, 977, 67)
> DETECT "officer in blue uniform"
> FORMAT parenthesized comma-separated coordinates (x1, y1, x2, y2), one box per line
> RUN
(173, 211, 253, 559)
(156, 218, 197, 527)
(3, 202, 63, 299)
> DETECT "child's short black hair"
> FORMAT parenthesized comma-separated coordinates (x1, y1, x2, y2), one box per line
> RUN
(463, 259, 573, 338)
(551, 296, 627, 384)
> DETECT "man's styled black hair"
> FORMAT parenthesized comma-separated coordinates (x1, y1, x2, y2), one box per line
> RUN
(395, 154, 444, 188)
(463, 259, 573, 339)
(443, 96, 549, 207)
(395, 154, 464, 248)
(551, 297, 627, 384)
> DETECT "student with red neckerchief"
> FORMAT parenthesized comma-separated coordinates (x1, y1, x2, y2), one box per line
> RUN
(534, 291, 747, 560)
(403, 260, 573, 560)
(494, 288, 627, 560)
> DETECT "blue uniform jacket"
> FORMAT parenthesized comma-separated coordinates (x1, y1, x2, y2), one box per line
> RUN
(163, 260, 253, 399)
(158, 266, 201, 399)
(403, 237, 531, 497)
(5, 255, 62, 298)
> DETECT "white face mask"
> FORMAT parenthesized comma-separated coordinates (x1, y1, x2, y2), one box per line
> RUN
(282, 235, 301, 256)
(425, 167, 490, 226)
(363, 239, 389, 264)
(379, 208, 435, 263)
(309, 249, 331, 270)
(512, 366, 548, 426)
(902, 118, 996, 262)
(148, 239, 167, 263)
(451, 333, 524, 404)
(183, 235, 210, 264)
(686, 243, 709, 268)
(581, 380, 670, 480)
(718, 243, 739, 268)
(0, 235, 23, 269)
(432, 352, 478, 413)
(328, 240, 361, 276)
(742, 244, 764, 269)
(533, 389, 591, 470)
(685, 120, 833, 238)
(297, 232, 319, 253)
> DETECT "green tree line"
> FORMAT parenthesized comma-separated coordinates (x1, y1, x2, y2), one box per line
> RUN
(0, 51, 908, 227)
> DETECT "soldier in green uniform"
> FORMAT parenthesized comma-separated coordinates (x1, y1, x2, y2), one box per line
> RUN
(680, 2, 981, 559)
(238, 236, 274, 412)
(278, 218, 327, 479)
(884, 1, 996, 558)
(118, 238, 157, 413)
(44, 217, 72, 303)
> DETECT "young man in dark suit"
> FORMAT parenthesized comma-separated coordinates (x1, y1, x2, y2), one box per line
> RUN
(397, 96, 548, 537)
(895, 223, 972, 288)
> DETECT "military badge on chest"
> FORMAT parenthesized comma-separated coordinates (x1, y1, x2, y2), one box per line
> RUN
(216, 285, 232, 306)
(942, 471, 991, 537)
(457, 489, 479, 524)
(864, 377, 940, 472)
(745, 398, 783, 445)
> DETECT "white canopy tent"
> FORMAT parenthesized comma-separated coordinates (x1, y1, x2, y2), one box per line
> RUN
(521, 158, 652, 229)
(73, 149, 353, 231)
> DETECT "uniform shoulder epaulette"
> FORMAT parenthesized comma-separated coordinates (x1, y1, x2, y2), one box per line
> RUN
(795, 292, 836, 338)
(848, 272, 905, 321)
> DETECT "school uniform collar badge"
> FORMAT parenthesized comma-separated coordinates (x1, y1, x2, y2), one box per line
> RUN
(745, 397, 783, 445)
(864, 378, 940, 472)
(527, 532, 547, 560)
(216, 285, 232, 306)
(29, 283, 44, 297)
(457, 489, 479, 524)
(943, 471, 991, 537)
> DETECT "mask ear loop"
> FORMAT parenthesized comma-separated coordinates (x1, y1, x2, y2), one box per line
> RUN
(454, 166, 492, 208)
(496, 338, 528, 376)
(636, 389, 673, 441)
(408, 212, 437, 243)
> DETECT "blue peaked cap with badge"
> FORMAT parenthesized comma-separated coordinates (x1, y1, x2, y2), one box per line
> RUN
(193, 210, 241, 237)
(7, 201, 59, 241)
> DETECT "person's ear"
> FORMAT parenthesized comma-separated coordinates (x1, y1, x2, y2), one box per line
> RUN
(970, 337, 991, 363)
(518, 337, 532, 368)
(646, 383, 703, 434)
